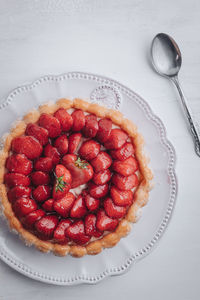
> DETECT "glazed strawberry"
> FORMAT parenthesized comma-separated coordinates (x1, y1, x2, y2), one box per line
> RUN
(54, 135, 68, 155)
(6, 154, 32, 175)
(96, 118, 112, 143)
(32, 185, 51, 203)
(79, 140, 100, 161)
(84, 193, 100, 211)
(112, 157, 138, 176)
(110, 142, 134, 160)
(70, 195, 87, 218)
(96, 210, 118, 232)
(13, 197, 37, 218)
(35, 215, 59, 240)
(90, 151, 112, 173)
(82, 114, 99, 138)
(104, 197, 127, 219)
(8, 186, 31, 203)
(93, 169, 111, 185)
(4, 173, 30, 188)
(44, 144, 60, 165)
(71, 109, 85, 132)
(52, 165, 72, 200)
(25, 123, 48, 146)
(22, 209, 45, 230)
(110, 186, 133, 206)
(104, 129, 128, 149)
(53, 219, 71, 243)
(88, 182, 109, 199)
(65, 220, 90, 245)
(11, 136, 43, 160)
(54, 108, 73, 131)
(112, 173, 138, 190)
(85, 214, 102, 237)
(39, 113, 61, 138)
(34, 157, 53, 173)
(68, 133, 82, 154)
(31, 171, 50, 186)
(54, 192, 75, 218)
(42, 199, 54, 212)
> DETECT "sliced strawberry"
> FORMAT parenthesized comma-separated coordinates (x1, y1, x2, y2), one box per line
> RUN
(110, 186, 133, 206)
(52, 165, 71, 199)
(79, 140, 100, 161)
(71, 109, 85, 132)
(54, 135, 68, 155)
(93, 169, 112, 185)
(8, 186, 31, 203)
(53, 219, 71, 244)
(25, 123, 49, 146)
(90, 151, 112, 173)
(31, 171, 50, 186)
(85, 214, 102, 237)
(39, 113, 61, 138)
(82, 114, 99, 138)
(13, 197, 37, 218)
(22, 209, 45, 230)
(96, 209, 118, 232)
(96, 118, 112, 143)
(35, 215, 59, 240)
(104, 197, 127, 219)
(42, 198, 54, 212)
(88, 182, 109, 199)
(112, 157, 138, 176)
(4, 173, 30, 188)
(110, 142, 134, 160)
(112, 173, 138, 190)
(11, 136, 42, 160)
(54, 108, 73, 132)
(70, 195, 87, 218)
(6, 154, 32, 175)
(68, 133, 82, 154)
(104, 129, 128, 150)
(44, 144, 60, 165)
(32, 185, 51, 203)
(54, 192, 75, 218)
(65, 220, 90, 245)
(34, 157, 53, 173)
(84, 192, 100, 211)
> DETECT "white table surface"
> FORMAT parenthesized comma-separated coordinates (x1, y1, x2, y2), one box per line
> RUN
(0, 0, 200, 299)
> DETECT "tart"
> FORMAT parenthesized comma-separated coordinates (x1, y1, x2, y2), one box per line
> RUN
(0, 98, 152, 257)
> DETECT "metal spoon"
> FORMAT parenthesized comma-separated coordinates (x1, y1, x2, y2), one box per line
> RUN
(151, 33, 200, 157)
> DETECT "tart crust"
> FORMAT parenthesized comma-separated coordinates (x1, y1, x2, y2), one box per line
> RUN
(0, 98, 153, 257)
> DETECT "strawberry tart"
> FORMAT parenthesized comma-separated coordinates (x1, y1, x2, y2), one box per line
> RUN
(0, 98, 152, 257)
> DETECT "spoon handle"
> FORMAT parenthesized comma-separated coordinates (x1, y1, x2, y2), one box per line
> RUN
(171, 76, 200, 157)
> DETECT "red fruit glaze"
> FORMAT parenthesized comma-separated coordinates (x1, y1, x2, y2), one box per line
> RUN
(11, 136, 42, 160)
(79, 140, 100, 161)
(53, 219, 71, 243)
(44, 144, 60, 165)
(22, 209, 45, 230)
(13, 198, 37, 218)
(71, 109, 85, 132)
(90, 151, 112, 173)
(82, 114, 99, 138)
(8, 186, 31, 203)
(54, 108, 73, 132)
(53, 165, 72, 199)
(70, 195, 87, 218)
(104, 197, 127, 219)
(34, 157, 53, 173)
(96, 210, 118, 232)
(104, 129, 128, 149)
(35, 215, 59, 240)
(4, 173, 30, 188)
(6, 154, 32, 175)
(112, 156, 138, 176)
(93, 169, 112, 185)
(42, 199, 55, 212)
(39, 113, 61, 138)
(33, 185, 51, 203)
(31, 171, 50, 186)
(112, 173, 138, 190)
(88, 182, 109, 199)
(84, 193, 100, 211)
(68, 133, 82, 154)
(65, 220, 90, 245)
(96, 118, 112, 143)
(110, 142, 134, 160)
(25, 123, 49, 146)
(110, 186, 133, 206)
(85, 214, 102, 237)
(54, 192, 75, 218)
(54, 135, 68, 155)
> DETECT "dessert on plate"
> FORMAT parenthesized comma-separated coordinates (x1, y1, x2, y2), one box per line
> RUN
(0, 98, 152, 257)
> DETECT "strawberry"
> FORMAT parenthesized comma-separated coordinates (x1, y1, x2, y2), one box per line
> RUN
(42, 199, 54, 212)
(4, 173, 30, 188)
(62, 154, 93, 188)
(70, 195, 87, 218)
(65, 220, 90, 245)
(54, 135, 68, 155)
(90, 151, 112, 173)
(104, 129, 128, 150)
(25, 123, 49, 146)
(79, 140, 100, 161)
(13, 197, 37, 218)
(11, 136, 43, 160)
(112, 173, 138, 190)
(93, 169, 112, 185)
(6, 154, 32, 175)
(85, 214, 102, 237)
(83, 192, 100, 211)
(35, 215, 59, 240)
(68, 133, 82, 154)
(110, 142, 134, 160)
(54, 192, 75, 218)
(53, 219, 71, 243)
(44, 144, 60, 165)
(96, 209, 118, 232)
(112, 157, 138, 176)
(96, 118, 112, 143)
(52, 165, 71, 199)
(71, 109, 85, 132)
(110, 186, 133, 206)
(82, 114, 98, 138)
(39, 113, 61, 138)
(32, 185, 51, 203)
(54, 108, 73, 132)
(104, 197, 127, 219)
(34, 157, 53, 173)
(8, 186, 31, 203)
(88, 182, 109, 199)
(22, 209, 45, 230)
(31, 171, 50, 186)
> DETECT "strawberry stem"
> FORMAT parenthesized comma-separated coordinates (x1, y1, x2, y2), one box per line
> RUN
(75, 157, 89, 169)
(55, 174, 68, 192)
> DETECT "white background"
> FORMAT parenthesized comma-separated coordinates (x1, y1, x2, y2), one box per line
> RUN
(0, 0, 200, 299)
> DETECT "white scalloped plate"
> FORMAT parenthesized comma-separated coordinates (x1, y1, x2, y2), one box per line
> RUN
(0, 72, 177, 285)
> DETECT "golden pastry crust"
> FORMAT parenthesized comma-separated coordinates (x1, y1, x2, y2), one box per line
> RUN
(0, 98, 153, 257)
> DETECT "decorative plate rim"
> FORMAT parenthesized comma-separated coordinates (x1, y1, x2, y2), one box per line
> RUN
(0, 71, 177, 285)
